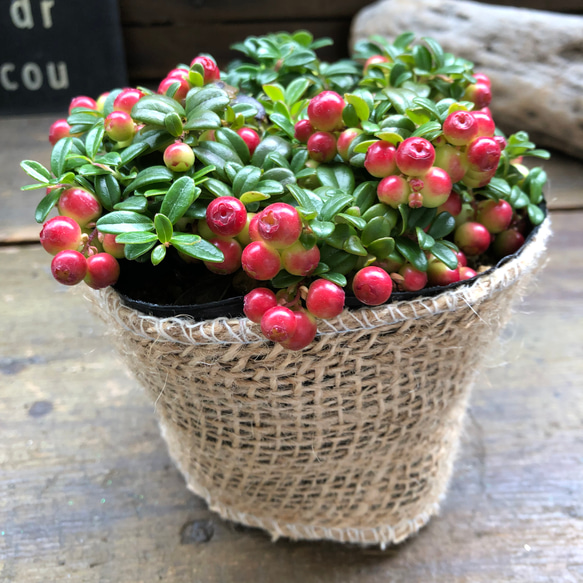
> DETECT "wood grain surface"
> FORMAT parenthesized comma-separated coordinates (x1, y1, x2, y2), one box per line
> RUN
(0, 216, 582, 581)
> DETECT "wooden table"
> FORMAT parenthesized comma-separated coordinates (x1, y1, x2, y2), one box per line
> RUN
(1, 115, 582, 583)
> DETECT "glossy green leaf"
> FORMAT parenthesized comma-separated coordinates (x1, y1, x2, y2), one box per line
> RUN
(113, 196, 148, 213)
(96, 211, 154, 234)
(119, 141, 150, 166)
(164, 112, 184, 137)
(309, 220, 335, 238)
(124, 166, 174, 194)
(322, 272, 347, 287)
(21, 160, 51, 183)
(367, 237, 395, 259)
(151, 244, 167, 266)
(85, 122, 105, 159)
(416, 226, 435, 250)
(285, 78, 311, 105)
(115, 231, 159, 245)
(361, 216, 395, 246)
(160, 176, 196, 224)
(34, 187, 63, 223)
(527, 204, 545, 225)
(232, 166, 262, 198)
(185, 85, 230, 116)
(170, 233, 224, 262)
(430, 241, 458, 270)
(95, 174, 122, 211)
(124, 240, 156, 260)
(184, 110, 222, 131)
(395, 237, 428, 272)
(316, 164, 355, 194)
(154, 213, 173, 244)
(50, 137, 73, 177)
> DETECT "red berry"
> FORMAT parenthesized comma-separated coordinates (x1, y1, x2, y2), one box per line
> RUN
(84, 253, 120, 289)
(377, 175, 410, 208)
(464, 82, 492, 109)
(237, 127, 261, 156)
(398, 264, 428, 292)
(40, 216, 83, 255)
(395, 137, 435, 177)
(459, 266, 478, 280)
(472, 111, 496, 138)
(281, 241, 320, 276)
(492, 229, 525, 258)
(257, 203, 303, 249)
(113, 88, 144, 115)
(241, 241, 281, 280)
(204, 238, 242, 275)
(465, 137, 501, 172)
(48, 119, 71, 145)
(163, 142, 195, 172)
(307, 131, 337, 163)
(104, 111, 135, 142)
(69, 96, 97, 114)
(473, 72, 491, 88)
(306, 279, 345, 319)
(247, 213, 261, 242)
(243, 288, 278, 323)
(206, 196, 247, 237)
(190, 56, 220, 83)
(443, 110, 478, 146)
(437, 191, 462, 217)
(337, 128, 363, 160)
(364, 141, 397, 178)
(166, 68, 189, 81)
(51, 250, 87, 286)
(454, 250, 468, 267)
(427, 260, 460, 286)
(494, 135, 507, 151)
(307, 91, 345, 132)
(58, 187, 102, 227)
(364, 54, 390, 73)
(454, 222, 492, 256)
(158, 77, 190, 101)
(352, 266, 393, 306)
(294, 119, 315, 143)
(260, 306, 297, 343)
(419, 167, 452, 208)
(280, 309, 318, 351)
(476, 199, 513, 234)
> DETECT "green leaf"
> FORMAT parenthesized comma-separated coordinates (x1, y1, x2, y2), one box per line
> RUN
(194, 141, 243, 181)
(132, 94, 185, 124)
(527, 204, 545, 226)
(413, 45, 432, 72)
(151, 244, 167, 266)
(284, 49, 316, 68)
(20, 160, 52, 183)
(170, 233, 224, 262)
(113, 196, 148, 213)
(353, 182, 378, 214)
(423, 37, 445, 68)
(232, 166, 262, 198)
(416, 226, 435, 250)
(271, 271, 304, 289)
(367, 237, 395, 259)
(395, 237, 428, 272)
(119, 141, 149, 166)
(160, 176, 197, 224)
(184, 110, 222, 131)
(50, 137, 73, 177)
(240, 190, 270, 204)
(164, 112, 184, 137)
(185, 85, 230, 116)
(361, 216, 395, 246)
(251, 135, 292, 167)
(427, 212, 456, 239)
(309, 220, 335, 238)
(342, 103, 360, 128)
(411, 121, 442, 140)
(319, 193, 353, 221)
(285, 78, 311, 105)
(345, 93, 370, 121)
(124, 166, 174, 194)
(96, 211, 154, 234)
(85, 122, 105, 159)
(287, 184, 317, 215)
(262, 167, 296, 187)
(270, 113, 295, 139)
(124, 240, 156, 260)
(215, 127, 252, 165)
(343, 235, 367, 256)
(431, 241, 458, 270)
(322, 272, 347, 287)
(94, 174, 122, 211)
(115, 232, 159, 245)
(336, 213, 366, 230)
(316, 164, 355, 194)
(353, 140, 378, 154)
(263, 83, 285, 103)
(204, 177, 233, 198)
(35, 187, 63, 223)
(154, 214, 173, 244)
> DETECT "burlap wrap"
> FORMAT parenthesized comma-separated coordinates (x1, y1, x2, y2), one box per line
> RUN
(90, 218, 550, 547)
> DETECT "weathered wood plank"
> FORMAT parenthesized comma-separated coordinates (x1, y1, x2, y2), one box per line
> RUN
(0, 210, 581, 582)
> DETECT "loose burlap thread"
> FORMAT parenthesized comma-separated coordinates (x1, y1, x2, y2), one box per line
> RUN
(90, 218, 550, 547)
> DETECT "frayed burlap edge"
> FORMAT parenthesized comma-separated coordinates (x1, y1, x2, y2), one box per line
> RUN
(88, 217, 551, 548)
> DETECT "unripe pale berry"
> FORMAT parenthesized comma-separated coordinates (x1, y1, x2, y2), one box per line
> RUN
(241, 241, 281, 280)
(104, 111, 135, 142)
(243, 288, 278, 323)
(237, 127, 261, 156)
(280, 309, 318, 351)
(40, 216, 83, 255)
(352, 266, 393, 305)
(427, 260, 460, 287)
(395, 137, 435, 177)
(84, 253, 120, 289)
(437, 191, 463, 217)
(306, 279, 345, 319)
(58, 187, 102, 227)
(454, 221, 492, 256)
(48, 119, 71, 145)
(260, 306, 297, 343)
(307, 91, 345, 132)
(190, 56, 220, 83)
(377, 175, 410, 208)
(307, 131, 337, 163)
(100, 233, 125, 258)
(163, 142, 195, 172)
(96, 92, 109, 112)
(257, 203, 303, 249)
(206, 196, 247, 237)
(419, 167, 452, 208)
(464, 83, 492, 109)
(51, 250, 87, 286)
(364, 141, 397, 178)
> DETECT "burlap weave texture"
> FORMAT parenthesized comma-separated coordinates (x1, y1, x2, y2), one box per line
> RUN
(91, 218, 550, 546)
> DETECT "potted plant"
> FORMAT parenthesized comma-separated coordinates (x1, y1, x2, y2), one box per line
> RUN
(21, 31, 551, 546)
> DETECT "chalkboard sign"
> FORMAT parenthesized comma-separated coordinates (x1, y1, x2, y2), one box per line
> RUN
(0, 0, 128, 115)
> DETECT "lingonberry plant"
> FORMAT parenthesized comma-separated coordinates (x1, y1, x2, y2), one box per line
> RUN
(21, 31, 549, 350)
